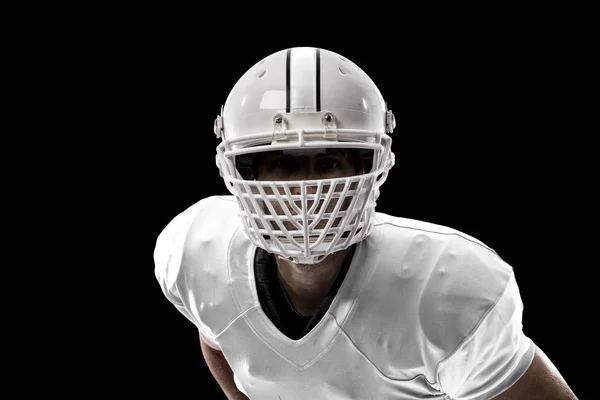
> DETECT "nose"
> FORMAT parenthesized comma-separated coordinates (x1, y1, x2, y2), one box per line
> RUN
(289, 160, 317, 196)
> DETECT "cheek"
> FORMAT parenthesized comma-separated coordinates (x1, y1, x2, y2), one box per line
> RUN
(255, 168, 279, 182)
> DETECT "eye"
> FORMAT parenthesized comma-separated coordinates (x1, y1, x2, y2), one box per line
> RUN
(271, 157, 299, 171)
(321, 157, 340, 169)
(270, 158, 286, 168)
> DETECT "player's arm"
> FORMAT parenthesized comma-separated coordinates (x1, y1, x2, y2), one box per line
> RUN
(430, 237, 577, 399)
(155, 202, 248, 399)
(200, 335, 249, 400)
(491, 345, 577, 399)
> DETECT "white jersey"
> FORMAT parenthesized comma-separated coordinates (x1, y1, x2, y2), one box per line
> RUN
(154, 195, 534, 400)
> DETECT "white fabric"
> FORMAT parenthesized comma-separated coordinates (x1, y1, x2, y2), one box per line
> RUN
(153, 201, 221, 351)
(436, 274, 535, 399)
(154, 195, 535, 399)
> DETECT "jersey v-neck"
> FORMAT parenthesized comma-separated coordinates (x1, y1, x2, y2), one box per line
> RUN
(253, 245, 356, 340)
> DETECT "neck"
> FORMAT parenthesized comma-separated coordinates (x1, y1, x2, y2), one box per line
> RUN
(275, 247, 353, 316)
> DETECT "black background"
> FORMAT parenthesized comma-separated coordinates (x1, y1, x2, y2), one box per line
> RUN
(95, 16, 588, 399)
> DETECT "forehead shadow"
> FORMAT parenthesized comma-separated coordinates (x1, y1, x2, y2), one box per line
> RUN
(319, 148, 352, 158)
(257, 148, 353, 158)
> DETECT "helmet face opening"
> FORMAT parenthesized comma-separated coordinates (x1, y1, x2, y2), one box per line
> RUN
(217, 138, 394, 264)
(214, 47, 396, 264)
(235, 148, 375, 181)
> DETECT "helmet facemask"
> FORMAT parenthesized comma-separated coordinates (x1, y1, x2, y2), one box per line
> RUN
(216, 127, 395, 264)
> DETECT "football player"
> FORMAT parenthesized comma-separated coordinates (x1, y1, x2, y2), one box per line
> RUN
(154, 47, 577, 399)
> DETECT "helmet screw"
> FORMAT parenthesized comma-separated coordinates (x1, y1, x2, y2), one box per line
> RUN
(324, 114, 332, 122)
(274, 116, 283, 124)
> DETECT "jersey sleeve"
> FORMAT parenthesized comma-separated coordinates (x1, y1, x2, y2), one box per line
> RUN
(153, 202, 222, 351)
(436, 271, 535, 399)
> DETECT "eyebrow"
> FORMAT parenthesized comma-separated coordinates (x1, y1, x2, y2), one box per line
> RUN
(318, 149, 349, 158)
(315, 152, 342, 158)
(267, 149, 349, 158)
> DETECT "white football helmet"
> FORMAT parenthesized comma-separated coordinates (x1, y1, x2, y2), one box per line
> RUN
(214, 47, 396, 264)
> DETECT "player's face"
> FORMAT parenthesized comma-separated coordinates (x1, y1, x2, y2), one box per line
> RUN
(254, 149, 361, 232)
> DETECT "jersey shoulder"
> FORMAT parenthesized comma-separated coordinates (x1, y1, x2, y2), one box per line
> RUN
(372, 211, 491, 250)
(373, 211, 516, 352)
(154, 195, 239, 297)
